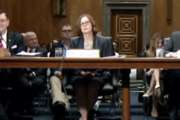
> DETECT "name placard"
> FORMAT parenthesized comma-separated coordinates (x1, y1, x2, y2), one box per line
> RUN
(66, 49, 100, 58)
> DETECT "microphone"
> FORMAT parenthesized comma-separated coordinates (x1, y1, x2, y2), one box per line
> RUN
(55, 40, 66, 57)
(59, 40, 66, 57)
(59, 40, 65, 47)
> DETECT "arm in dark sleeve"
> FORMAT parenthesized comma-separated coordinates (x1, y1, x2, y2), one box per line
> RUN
(70, 37, 77, 49)
(70, 37, 83, 76)
(164, 37, 173, 54)
(94, 37, 115, 80)
(102, 38, 115, 57)
(16, 34, 25, 52)
(9, 32, 25, 55)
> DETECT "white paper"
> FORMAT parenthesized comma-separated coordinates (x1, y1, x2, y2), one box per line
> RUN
(16, 51, 41, 56)
(66, 49, 100, 58)
(102, 54, 126, 59)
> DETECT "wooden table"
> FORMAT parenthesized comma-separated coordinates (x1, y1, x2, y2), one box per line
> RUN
(1, 57, 180, 120)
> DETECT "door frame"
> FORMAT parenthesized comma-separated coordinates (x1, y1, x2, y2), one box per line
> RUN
(103, 0, 151, 52)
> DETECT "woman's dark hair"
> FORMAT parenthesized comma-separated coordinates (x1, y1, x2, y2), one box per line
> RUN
(75, 14, 98, 36)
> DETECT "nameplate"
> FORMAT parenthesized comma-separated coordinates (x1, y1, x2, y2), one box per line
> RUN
(66, 49, 100, 58)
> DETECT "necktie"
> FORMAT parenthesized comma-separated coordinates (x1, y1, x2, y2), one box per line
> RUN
(0, 35, 4, 48)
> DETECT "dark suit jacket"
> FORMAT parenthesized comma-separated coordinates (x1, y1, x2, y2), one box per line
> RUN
(164, 31, 180, 53)
(163, 31, 180, 104)
(70, 35, 114, 57)
(16, 47, 47, 90)
(69, 34, 114, 83)
(0, 32, 25, 84)
(0, 32, 25, 120)
(7, 32, 25, 55)
(163, 31, 180, 71)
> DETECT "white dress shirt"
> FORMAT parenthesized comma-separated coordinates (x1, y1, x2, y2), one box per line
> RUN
(1, 30, 8, 48)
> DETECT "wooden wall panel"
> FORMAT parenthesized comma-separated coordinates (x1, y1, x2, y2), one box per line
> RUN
(0, 0, 71, 45)
(1, 0, 180, 44)
(150, 0, 172, 37)
(0, 0, 103, 45)
(150, 0, 180, 37)
(172, 0, 180, 32)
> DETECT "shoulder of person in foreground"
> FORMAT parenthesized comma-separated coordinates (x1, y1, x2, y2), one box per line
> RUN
(96, 34, 114, 56)
(70, 36, 81, 48)
(8, 32, 24, 42)
(96, 34, 112, 42)
(7, 31, 25, 54)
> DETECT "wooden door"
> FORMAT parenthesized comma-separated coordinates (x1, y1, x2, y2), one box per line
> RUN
(111, 10, 142, 56)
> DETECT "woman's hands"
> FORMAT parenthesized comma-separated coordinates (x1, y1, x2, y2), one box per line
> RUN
(80, 70, 95, 77)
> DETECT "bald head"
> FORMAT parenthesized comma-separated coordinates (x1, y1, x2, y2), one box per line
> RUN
(23, 32, 39, 49)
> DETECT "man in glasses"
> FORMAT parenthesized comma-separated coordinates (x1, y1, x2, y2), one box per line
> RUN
(49, 24, 73, 120)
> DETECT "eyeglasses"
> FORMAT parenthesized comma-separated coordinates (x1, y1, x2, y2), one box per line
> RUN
(0, 19, 7, 23)
(80, 21, 90, 26)
(62, 29, 72, 32)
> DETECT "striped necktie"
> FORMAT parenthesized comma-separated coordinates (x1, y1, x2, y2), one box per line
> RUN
(0, 35, 4, 48)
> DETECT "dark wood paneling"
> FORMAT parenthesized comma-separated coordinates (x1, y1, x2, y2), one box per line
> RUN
(1, 0, 180, 45)
(150, 0, 180, 37)
(0, 0, 103, 45)
(0, 0, 71, 45)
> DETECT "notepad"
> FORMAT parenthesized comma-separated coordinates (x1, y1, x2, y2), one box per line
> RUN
(66, 49, 100, 58)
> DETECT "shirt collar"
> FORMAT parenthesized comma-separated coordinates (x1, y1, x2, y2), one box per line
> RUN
(2, 30, 7, 42)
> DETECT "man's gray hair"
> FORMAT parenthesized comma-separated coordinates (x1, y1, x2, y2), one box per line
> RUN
(23, 31, 37, 38)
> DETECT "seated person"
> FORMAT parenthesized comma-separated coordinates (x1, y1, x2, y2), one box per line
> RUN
(0, 10, 25, 120)
(21, 31, 47, 56)
(49, 24, 73, 56)
(10, 32, 47, 116)
(70, 14, 114, 120)
(164, 31, 180, 120)
(49, 24, 73, 120)
(143, 32, 164, 117)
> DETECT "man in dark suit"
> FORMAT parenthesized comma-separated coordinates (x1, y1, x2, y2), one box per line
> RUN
(164, 31, 180, 120)
(49, 24, 73, 120)
(9, 32, 47, 118)
(22, 31, 47, 55)
(0, 10, 25, 120)
(0, 11, 24, 55)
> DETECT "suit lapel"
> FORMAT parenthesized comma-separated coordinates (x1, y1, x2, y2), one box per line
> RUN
(79, 36, 84, 49)
(6, 32, 12, 49)
(93, 35, 97, 49)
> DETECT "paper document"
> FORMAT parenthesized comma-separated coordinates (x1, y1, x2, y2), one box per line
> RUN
(16, 51, 41, 56)
(66, 49, 100, 58)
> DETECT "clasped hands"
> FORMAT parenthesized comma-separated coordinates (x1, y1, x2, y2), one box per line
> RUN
(80, 70, 95, 77)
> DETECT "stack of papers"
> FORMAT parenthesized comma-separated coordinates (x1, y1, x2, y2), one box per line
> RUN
(16, 51, 41, 56)
(66, 49, 100, 58)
